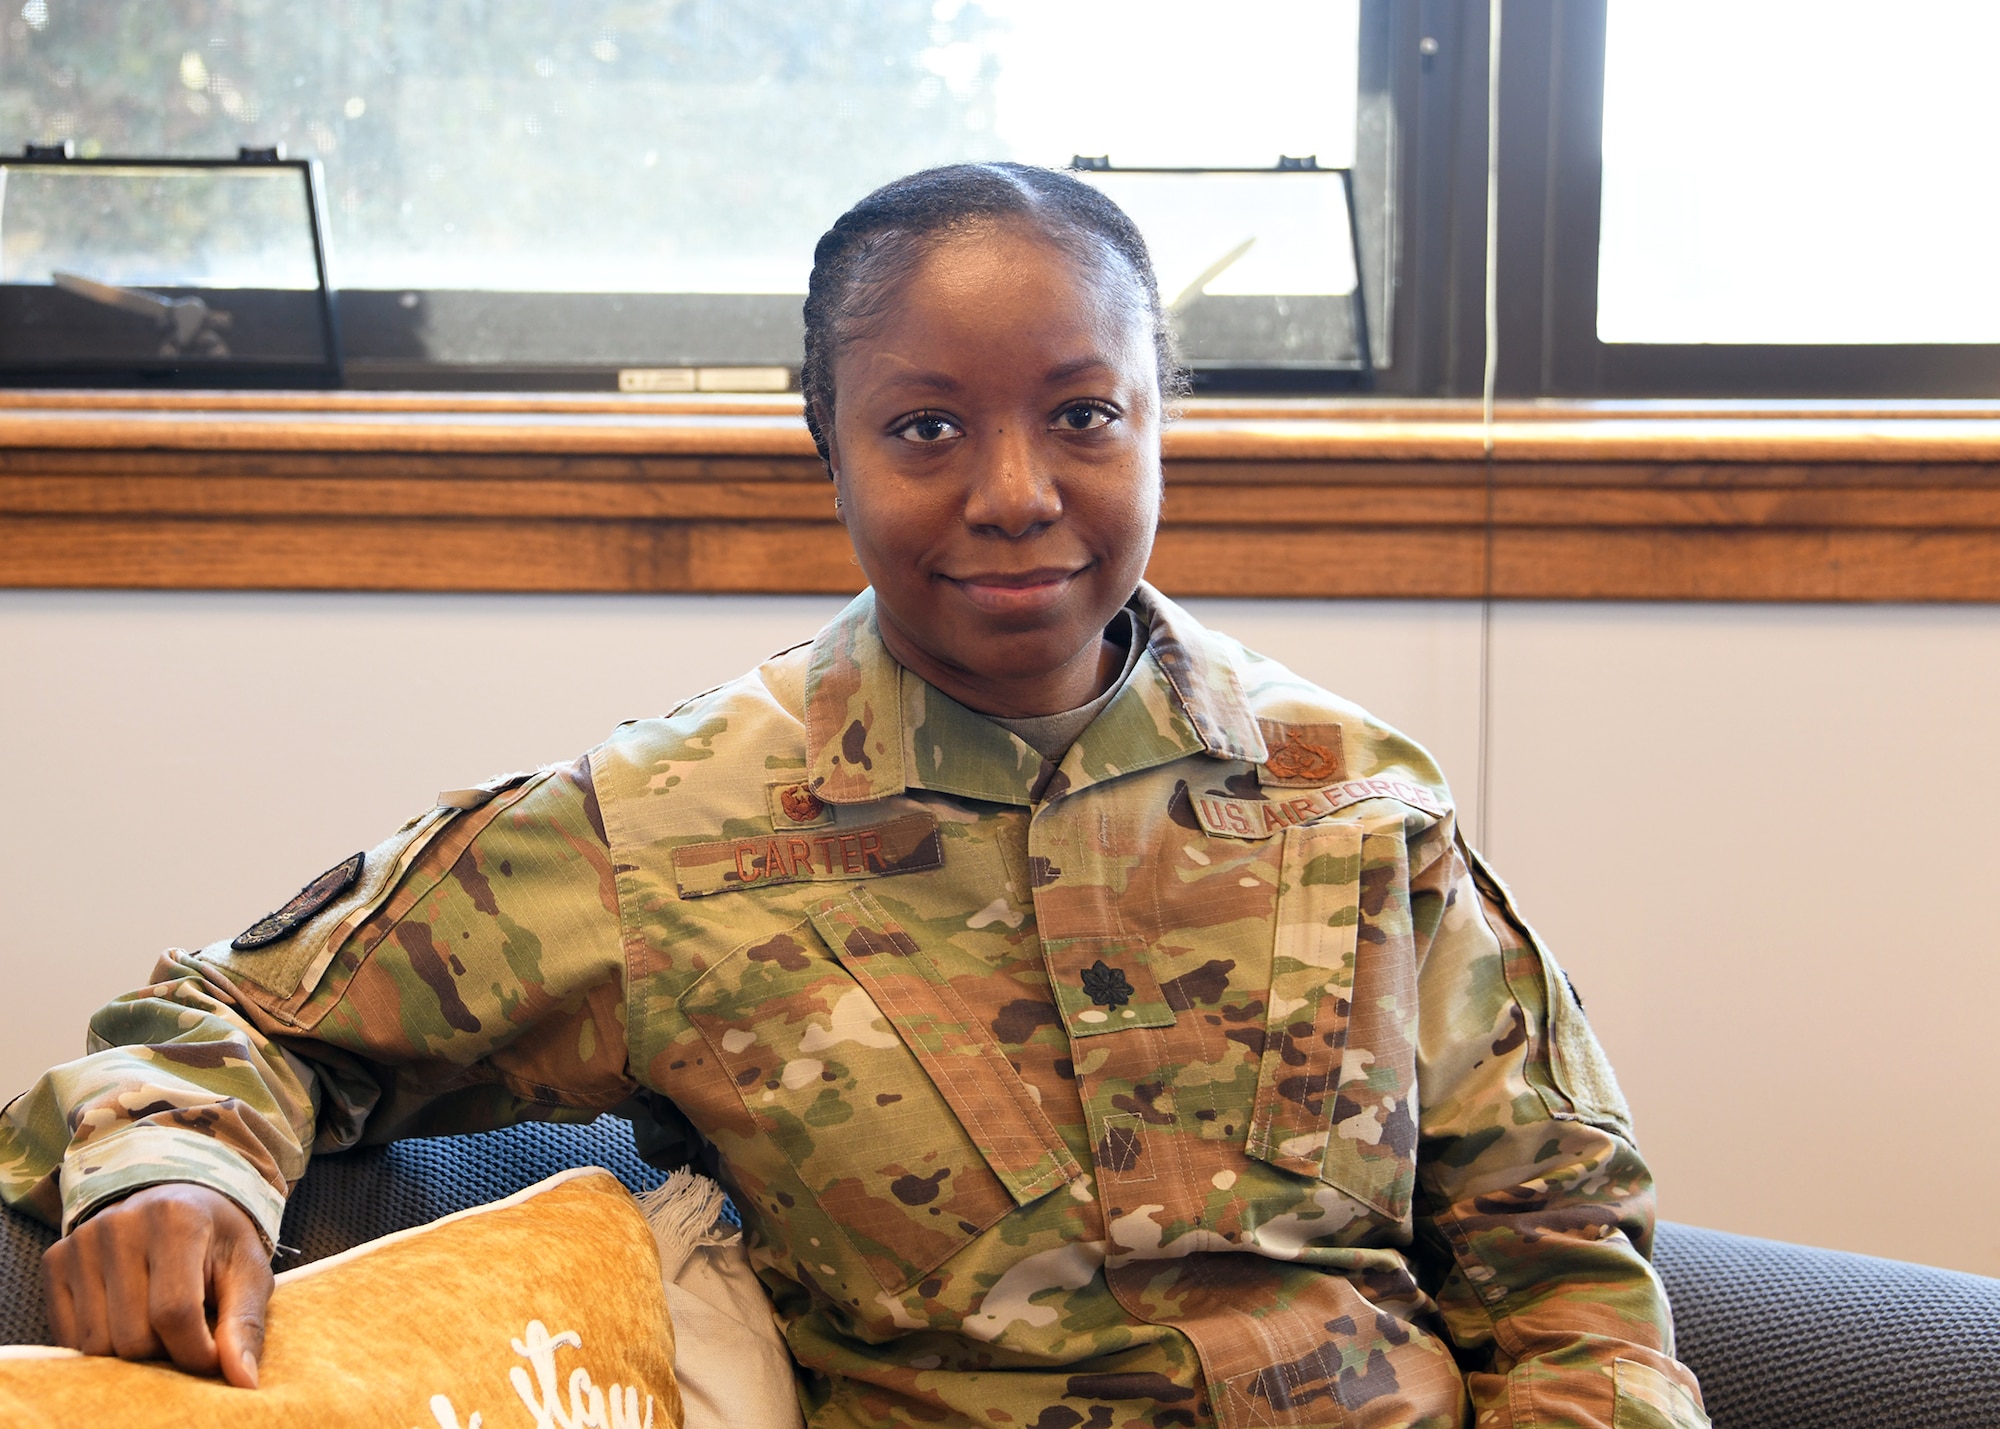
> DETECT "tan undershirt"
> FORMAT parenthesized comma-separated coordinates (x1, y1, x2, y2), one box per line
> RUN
(985, 607, 1144, 763)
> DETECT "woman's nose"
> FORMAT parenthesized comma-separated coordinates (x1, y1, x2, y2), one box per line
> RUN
(962, 426, 1061, 536)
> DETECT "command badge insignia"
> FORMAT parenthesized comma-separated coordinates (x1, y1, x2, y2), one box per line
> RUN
(767, 779, 833, 828)
(1080, 959, 1135, 1008)
(1258, 722, 1347, 786)
(230, 851, 365, 951)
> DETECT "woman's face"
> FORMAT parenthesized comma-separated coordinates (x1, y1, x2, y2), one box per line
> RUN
(824, 222, 1163, 718)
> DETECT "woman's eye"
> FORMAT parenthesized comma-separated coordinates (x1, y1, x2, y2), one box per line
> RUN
(1054, 403, 1113, 432)
(894, 414, 962, 444)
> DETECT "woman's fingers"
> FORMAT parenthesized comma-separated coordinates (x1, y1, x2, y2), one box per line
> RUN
(97, 1207, 168, 1362)
(48, 1224, 116, 1356)
(39, 1235, 82, 1350)
(39, 1183, 270, 1386)
(145, 1215, 221, 1376)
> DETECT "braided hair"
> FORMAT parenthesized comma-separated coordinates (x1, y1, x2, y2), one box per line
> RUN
(799, 161, 1186, 475)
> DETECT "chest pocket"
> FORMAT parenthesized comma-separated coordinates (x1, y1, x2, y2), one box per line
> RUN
(1244, 811, 1419, 1224)
(678, 888, 1079, 1293)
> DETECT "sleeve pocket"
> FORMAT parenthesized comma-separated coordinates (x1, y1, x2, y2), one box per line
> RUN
(1613, 1358, 1711, 1429)
(202, 773, 542, 1025)
(1464, 837, 1636, 1141)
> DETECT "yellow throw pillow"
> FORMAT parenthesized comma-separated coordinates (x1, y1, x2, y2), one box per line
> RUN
(0, 1167, 683, 1429)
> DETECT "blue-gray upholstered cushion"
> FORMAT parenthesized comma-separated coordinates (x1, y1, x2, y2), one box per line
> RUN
(5, 1119, 1997, 1428)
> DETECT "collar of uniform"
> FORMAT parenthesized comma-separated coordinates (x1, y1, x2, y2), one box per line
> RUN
(1044, 584, 1266, 800)
(903, 679, 1047, 806)
(803, 590, 1045, 806)
(1127, 583, 1267, 764)
(803, 588, 910, 804)
(802, 583, 1265, 807)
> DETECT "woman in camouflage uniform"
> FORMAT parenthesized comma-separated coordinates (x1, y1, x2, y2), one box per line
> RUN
(5, 164, 1707, 1429)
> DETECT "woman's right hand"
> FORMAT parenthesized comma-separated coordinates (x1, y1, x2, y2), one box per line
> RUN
(41, 1182, 272, 1387)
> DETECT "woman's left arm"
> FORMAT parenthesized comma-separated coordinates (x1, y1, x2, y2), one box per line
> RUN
(1411, 834, 1710, 1429)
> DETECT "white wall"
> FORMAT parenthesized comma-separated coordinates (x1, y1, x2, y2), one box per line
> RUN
(1482, 605, 2000, 1277)
(3, 591, 1995, 1275)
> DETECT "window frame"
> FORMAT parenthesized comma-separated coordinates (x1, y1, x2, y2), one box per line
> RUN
(1491, 0, 2000, 400)
(1358, 0, 1491, 400)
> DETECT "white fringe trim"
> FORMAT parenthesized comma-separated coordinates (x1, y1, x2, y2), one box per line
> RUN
(637, 1168, 738, 1282)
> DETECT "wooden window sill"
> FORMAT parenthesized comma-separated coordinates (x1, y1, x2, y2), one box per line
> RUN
(3, 392, 1997, 600)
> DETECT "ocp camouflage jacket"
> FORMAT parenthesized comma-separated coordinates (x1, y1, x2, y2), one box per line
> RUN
(1, 585, 1707, 1429)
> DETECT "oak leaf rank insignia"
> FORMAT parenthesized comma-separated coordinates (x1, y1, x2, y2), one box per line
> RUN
(1080, 959, 1135, 1008)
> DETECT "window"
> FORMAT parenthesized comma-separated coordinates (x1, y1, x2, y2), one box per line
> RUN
(2, 0, 1370, 388)
(0, 157, 338, 384)
(1079, 167, 1370, 375)
(1598, 1, 2000, 347)
(10, 0, 1985, 397)
(1495, 0, 2000, 397)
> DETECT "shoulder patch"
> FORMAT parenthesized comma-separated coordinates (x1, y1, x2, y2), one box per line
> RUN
(230, 852, 365, 951)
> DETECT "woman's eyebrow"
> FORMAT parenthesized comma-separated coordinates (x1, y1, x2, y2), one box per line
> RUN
(1043, 355, 1115, 384)
(878, 369, 962, 395)
(867, 355, 1113, 396)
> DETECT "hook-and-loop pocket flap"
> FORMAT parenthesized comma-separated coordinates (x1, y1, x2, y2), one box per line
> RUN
(1246, 815, 1419, 1223)
(1320, 817, 1421, 1222)
(1466, 838, 1634, 1141)
(1245, 820, 1363, 1176)
(807, 888, 1082, 1207)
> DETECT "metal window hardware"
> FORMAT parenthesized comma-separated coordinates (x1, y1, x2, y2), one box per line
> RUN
(1064, 158, 1374, 382)
(0, 153, 341, 388)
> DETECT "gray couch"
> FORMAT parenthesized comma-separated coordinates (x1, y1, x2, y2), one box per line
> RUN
(4, 1118, 1997, 1427)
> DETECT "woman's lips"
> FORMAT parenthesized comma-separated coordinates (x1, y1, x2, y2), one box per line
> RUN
(944, 567, 1084, 616)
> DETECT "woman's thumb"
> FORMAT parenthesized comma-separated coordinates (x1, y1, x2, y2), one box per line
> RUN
(211, 1235, 273, 1389)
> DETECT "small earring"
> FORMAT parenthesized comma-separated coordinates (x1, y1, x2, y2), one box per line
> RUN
(833, 496, 842, 510)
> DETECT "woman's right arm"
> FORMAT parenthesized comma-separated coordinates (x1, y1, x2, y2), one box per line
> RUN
(0, 753, 636, 1379)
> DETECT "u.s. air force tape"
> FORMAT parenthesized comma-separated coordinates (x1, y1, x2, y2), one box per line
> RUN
(1189, 776, 1446, 839)
(230, 851, 365, 951)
